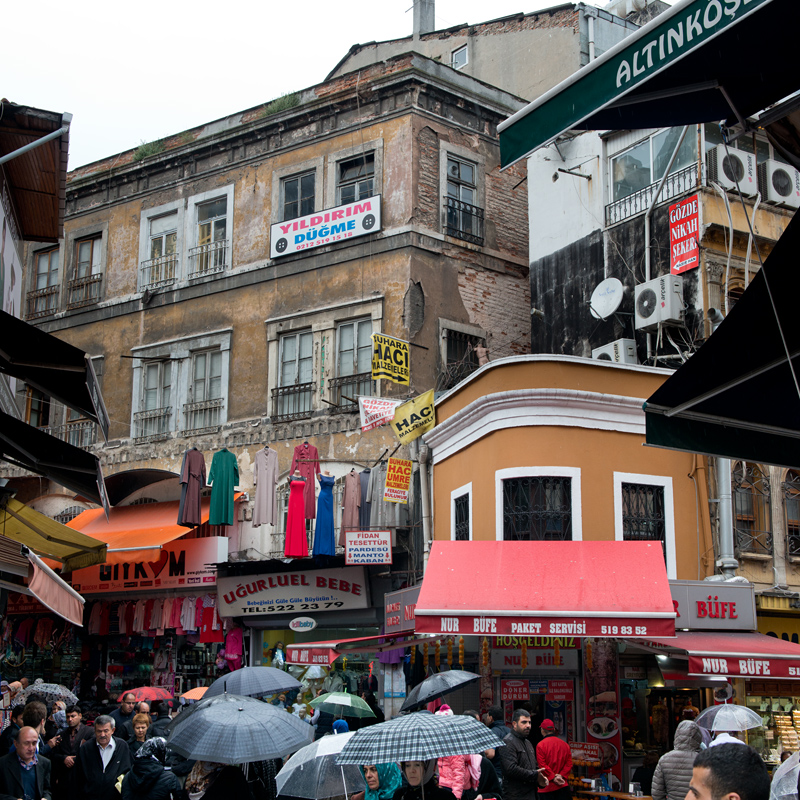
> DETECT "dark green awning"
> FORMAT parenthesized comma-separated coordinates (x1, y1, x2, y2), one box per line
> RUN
(499, 0, 792, 168)
(644, 209, 800, 468)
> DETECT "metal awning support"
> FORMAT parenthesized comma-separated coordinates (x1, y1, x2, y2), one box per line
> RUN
(0, 118, 71, 166)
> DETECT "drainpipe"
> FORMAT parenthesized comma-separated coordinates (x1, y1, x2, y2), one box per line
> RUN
(418, 440, 433, 574)
(706, 307, 739, 579)
(0, 117, 71, 166)
(588, 14, 596, 62)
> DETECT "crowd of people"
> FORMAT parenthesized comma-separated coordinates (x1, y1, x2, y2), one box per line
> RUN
(0, 687, 779, 800)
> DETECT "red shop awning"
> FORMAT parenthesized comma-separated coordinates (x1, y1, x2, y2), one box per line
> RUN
(414, 541, 676, 638)
(644, 630, 800, 679)
(287, 632, 441, 666)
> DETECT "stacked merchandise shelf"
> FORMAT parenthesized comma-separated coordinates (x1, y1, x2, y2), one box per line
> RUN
(774, 714, 798, 752)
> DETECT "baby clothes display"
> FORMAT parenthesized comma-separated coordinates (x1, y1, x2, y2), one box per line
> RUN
(340, 468, 361, 545)
(178, 447, 206, 527)
(313, 474, 336, 557)
(253, 446, 279, 527)
(290, 441, 321, 519)
(285, 476, 309, 558)
(208, 447, 239, 526)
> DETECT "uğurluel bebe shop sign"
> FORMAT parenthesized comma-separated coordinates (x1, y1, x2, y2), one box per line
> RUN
(217, 567, 368, 617)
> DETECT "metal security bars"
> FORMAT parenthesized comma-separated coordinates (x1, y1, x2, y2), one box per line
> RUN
(454, 494, 470, 541)
(188, 240, 227, 279)
(733, 462, 773, 556)
(444, 197, 485, 245)
(140, 253, 179, 290)
(67, 274, 102, 308)
(502, 476, 572, 541)
(133, 407, 172, 443)
(271, 383, 313, 423)
(26, 286, 59, 319)
(329, 372, 372, 411)
(182, 398, 224, 436)
(621, 483, 666, 562)
(785, 471, 800, 557)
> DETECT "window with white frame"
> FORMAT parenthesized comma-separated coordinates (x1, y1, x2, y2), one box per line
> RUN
(274, 331, 313, 421)
(142, 212, 178, 289)
(445, 155, 484, 245)
(451, 45, 468, 70)
(451, 483, 472, 541)
(136, 360, 172, 442)
(282, 172, 315, 221)
(190, 196, 228, 278)
(332, 318, 372, 409)
(27, 247, 59, 319)
(337, 154, 374, 206)
(613, 472, 675, 578)
(184, 349, 223, 434)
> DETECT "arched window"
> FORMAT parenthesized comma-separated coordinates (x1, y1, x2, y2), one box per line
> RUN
(784, 470, 800, 557)
(732, 462, 772, 555)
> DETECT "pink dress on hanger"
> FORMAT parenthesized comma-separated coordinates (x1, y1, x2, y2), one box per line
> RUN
(285, 477, 309, 558)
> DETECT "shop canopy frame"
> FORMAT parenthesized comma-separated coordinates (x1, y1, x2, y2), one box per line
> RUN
(414, 540, 676, 638)
(287, 632, 446, 667)
(497, 0, 794, 168)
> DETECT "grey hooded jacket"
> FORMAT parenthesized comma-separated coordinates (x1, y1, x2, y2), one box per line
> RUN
(652, 721, 703, 800)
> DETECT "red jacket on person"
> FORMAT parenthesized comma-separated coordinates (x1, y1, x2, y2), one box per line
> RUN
(536, 735, 573, 793)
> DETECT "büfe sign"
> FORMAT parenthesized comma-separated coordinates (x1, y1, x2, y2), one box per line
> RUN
(345, 530, 392, 565)
(384, 458, 412, 503)
(270, 196, 381, 258)
(669, 194, 699, 274)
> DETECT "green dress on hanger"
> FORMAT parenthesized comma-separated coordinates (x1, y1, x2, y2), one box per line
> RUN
(208, 447, 239, 525)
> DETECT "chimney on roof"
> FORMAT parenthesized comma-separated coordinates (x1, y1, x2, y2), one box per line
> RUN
(413, 0, 435, 39)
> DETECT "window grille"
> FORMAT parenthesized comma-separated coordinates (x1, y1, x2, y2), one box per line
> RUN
(454, 494, 470, 541)
(621, 483, 666, 562)
(733, 462, 772, 555)
(502, 477, 572, 541)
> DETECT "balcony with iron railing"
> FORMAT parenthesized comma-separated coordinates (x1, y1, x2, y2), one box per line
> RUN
(26, 286, 59, 319)
(140, 253, 179, 290)
(329, 372, 372, 412)
(182, 398, 224, 436)
(444, 197, 485, 246)
(606, 163, 699, 227)
(42, 420, 96, 448)
(271, 383, 313, 423)
(66, 274, 103, 309)
(133, 407, 172, 443)
(188, 240, 228, 279)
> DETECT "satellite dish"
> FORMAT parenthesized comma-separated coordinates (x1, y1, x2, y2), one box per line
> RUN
(590, 278, 625, 320)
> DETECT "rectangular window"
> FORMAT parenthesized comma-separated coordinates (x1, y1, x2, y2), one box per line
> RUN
(502, 476, 572, 540)
(27, 248, 59, 318)
(134, 361, 172, 441)
(75, 237, 102, 278)
(184, 349, 223, 434)
(445, 156, 483, 244)
(65, 407, 95, 448)
(68, 236, 103, 308)
(451, 45, 468, 70)
(441, 329, 484, 390)
(273, 332, 313, 420)
(26, 388, 50, 429)
(190, 198, 228, 277)
(283, 172, 315, 221)
(454, 494, 470, 540)
(142, 212, 179, 288)
(337, 154, 374, 206)
(621, 483, 666, 562)
(332, 318, 372, 408)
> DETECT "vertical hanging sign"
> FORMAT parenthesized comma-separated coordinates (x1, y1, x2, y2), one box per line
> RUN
(669, 194, 700, 274)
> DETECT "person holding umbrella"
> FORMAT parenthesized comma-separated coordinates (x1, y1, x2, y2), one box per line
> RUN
(394, 761, 456, 800)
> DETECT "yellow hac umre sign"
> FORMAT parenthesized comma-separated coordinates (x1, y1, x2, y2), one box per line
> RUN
(371, 333, 410, 386)
(392, 389, 435, 444)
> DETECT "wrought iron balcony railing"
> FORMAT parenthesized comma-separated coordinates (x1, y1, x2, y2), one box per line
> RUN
(26, 286, 59, 319)
(444, 197, 485, 246)
(271, 383, 313, 423)
(133, 407, 172, 443)
(140, 253, 179, 290)
(188, 240, 227, 279)
(182, 398, 224, 436)
(67, 274, 103, 309)
(606, 164, 699, 227)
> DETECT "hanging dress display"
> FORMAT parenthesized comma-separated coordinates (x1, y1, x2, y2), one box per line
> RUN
(290, 441, 321, 519)
(253, 446, 279, 527)
(178, 448, 206, 527)
(313, 474, 336, 557)
(340, 468, 361, 545)
(359, 468, 372, 528)
(285, 476, 309, 558)
(208, 448, 239, 526)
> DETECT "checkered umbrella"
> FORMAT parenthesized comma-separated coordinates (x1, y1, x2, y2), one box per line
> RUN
(205, 666, 301, 698)
(336, 711, 504, 765)
(166, 692, 314, 764)
(19, 681, 78, 706)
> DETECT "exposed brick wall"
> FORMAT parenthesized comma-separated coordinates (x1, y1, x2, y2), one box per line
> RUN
(416, 126, 440, 230)
(314, 54, 416, 99)
(458, 264, 531, 358)
(422, 8, 579, 40)
(486, 160, 528, 260)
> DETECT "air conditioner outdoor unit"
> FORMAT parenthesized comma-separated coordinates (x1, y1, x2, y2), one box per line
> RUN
(592, 338, 638, 364)
(706, 145, 757, 196)
(758, 159, 800, 208)
(634, 275, 684, 331)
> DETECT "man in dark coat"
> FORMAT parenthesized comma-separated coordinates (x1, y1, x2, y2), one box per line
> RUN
(498, 710, 547, 800)
(109, 693, 136, 733)
(485, 706, 511, 783)
(49, 705, 94, 800)
(0, 725, 52, 800)
(0, 707, 24, 757)
(145, 700, 172, 739)
(76, 714, 131, 800)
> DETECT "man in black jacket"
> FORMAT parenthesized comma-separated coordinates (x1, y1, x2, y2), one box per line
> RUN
(0, 707, 24, 757)
(76, 715, 131, 800)
(49, 705, 94, 800)
(498, 709, 547, 800)
(485, 706, 511, 782)
(145, 700, 172, 739)
(0, 725, 52, 800)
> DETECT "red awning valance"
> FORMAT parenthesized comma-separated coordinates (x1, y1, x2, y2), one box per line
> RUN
(645, 630, 800, 679)
(414, 541, 676, 638)
(286, 632, 440, 666)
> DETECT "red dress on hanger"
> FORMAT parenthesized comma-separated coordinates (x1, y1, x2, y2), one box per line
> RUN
(285, 477, 309, 558)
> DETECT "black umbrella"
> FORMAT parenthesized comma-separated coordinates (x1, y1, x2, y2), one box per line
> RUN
(401, 670, 481, 712)
(205, 666, 301, 698)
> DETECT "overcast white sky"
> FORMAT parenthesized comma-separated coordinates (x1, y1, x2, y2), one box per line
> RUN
(6, 0, 674, 169)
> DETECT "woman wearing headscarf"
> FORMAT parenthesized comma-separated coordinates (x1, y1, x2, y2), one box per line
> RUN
(350, 763, 403, 800)
(121, 737, 185, 800)
(393, 761, 456, 800)
(184, 760, 250, 800)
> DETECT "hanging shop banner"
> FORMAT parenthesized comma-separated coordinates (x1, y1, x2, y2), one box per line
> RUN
(359, 396, 402, 432)
(501, 679, 530, 702)
(344, 530, 392, 565)
(384, 585, 420, 634)
(384, 457, 412, 503)
(392, 389, 435, 444)
(669, 579, 756, 631)
(669, 194, 700, 275)
(72, 537, 227, 593)
(583, 638, 623, 783)
(371, 333, 410, 386)
(270, 196, 381, 258)
(217, 566, 368, 616)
